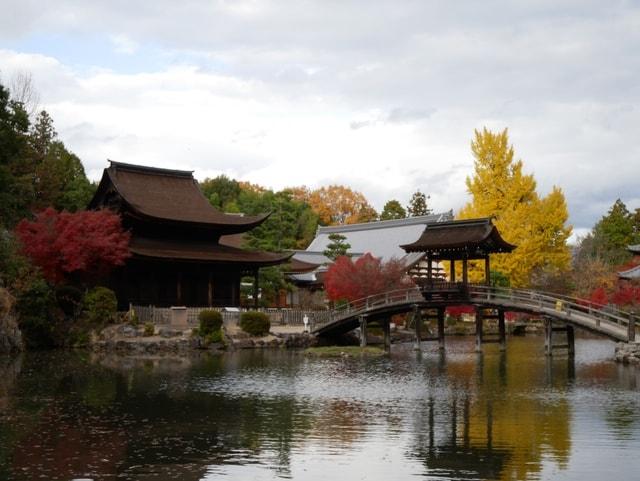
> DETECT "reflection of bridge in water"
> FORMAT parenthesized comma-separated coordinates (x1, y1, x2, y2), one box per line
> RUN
(312, 284, 637, 354)
(313, 218, 637, 354)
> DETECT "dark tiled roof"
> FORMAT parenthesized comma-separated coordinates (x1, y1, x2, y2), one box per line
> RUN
(91, 161, 268, 229)
(130, 237, 292, 266)
(401, 218, 516, 259)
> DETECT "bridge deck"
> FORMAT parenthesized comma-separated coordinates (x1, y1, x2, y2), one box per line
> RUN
(312, 285, 636, 342)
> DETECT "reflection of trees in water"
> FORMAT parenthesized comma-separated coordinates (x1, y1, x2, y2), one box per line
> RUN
(1, 351, 319, 480)
(408, 341, 574, 481)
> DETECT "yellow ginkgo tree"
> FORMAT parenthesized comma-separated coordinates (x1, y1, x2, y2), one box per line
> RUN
(458, 128, 572, 287)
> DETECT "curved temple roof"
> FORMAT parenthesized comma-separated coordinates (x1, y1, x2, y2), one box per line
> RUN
(130, 237, 292, 267)
(401, 218, 516, 260)
(89, 161, 269, 232)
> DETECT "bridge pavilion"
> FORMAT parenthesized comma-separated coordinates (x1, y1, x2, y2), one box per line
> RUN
(401, 217, 516, 289)
(89, 161, 291, 309)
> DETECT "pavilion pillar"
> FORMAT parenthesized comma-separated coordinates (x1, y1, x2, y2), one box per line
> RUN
(475, 307, 483, 353)
(383, 318, 391, 352)
(427, 259, 433, 283)
(437, 307, 445, 350)
(462, 258, 469, 285)
(359, 315, 368, 347)
(413, 304, 422, 351)
(498, 309, 506, 351)
(207, 271, 213, 307)
(253, 269, 259, 309)
(177, 271, 182, 305)
(485, 255, 491, 286)
(449, 259, 456, 283)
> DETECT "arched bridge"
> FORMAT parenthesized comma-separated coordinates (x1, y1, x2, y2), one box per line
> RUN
(311, 284, 637, 348)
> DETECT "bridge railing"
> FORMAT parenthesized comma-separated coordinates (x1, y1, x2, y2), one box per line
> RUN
(468, 285, 636, 340)
(313, 287, 423, 330)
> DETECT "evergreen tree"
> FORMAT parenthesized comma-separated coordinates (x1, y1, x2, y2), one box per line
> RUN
(582, 199, 640, 265)
(380, 200, 407, 220)
(323, 233, 351, 261)
(407, 190, 432, 216)
(458, 127, 572, 287)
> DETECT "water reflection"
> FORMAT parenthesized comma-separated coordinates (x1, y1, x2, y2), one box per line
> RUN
(0, 338, 639, 480)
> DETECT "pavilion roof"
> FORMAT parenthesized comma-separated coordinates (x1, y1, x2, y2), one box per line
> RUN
(89, 161, 269, 232)
(401, 218, 516, 259)
(129, 237, 292, 267)
(618, 264, 640, 280)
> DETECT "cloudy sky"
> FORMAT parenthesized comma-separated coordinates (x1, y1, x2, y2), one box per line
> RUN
(1, 0, 639, 239)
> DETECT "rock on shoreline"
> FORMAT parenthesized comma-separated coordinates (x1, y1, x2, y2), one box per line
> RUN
(615, 342, 640, 364)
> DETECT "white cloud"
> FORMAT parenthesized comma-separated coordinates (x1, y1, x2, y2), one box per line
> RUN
(0, 0, 638, 231)
(109, 34, 138, 55)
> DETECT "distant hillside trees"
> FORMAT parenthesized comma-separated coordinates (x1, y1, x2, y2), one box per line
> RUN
(407, 190, 432, 217)
(380, 200, 407, 220)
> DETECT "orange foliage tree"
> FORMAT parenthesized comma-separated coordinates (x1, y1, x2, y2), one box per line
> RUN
(307, 185, 377, 225)
(324, 253, 412, 302)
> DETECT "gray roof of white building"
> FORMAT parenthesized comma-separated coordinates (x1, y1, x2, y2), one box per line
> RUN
(304, 211, 453, 261)
(629, 244, 640, 254)
(619, 265, 640, 280)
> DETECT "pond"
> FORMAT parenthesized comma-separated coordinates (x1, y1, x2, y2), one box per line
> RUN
(1, 337, 639, 481)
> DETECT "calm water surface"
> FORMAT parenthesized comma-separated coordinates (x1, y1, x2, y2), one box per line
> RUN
(1, 337, 640, 481)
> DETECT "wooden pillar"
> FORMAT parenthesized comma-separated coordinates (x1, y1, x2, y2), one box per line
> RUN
(475, 307, 483, 352)
(628, 314, 636, 342)
(176, 271, 182, 305)
(383, 318, 391, 352)
(485, 255, 491, 286)
(253, 270, 259, 309)
(413, 305, 422, 351)
(544, 318, 552, 356)
(462, 258, 469, 285)
(449, 259, 456, 282)
(437, 307, 445, 350)
(359, 315, 368, 347)
(567, 324, 575, 357)
(207, 272, 213, 307)
(498, 309, 506, 352)
(427, 259, 433, 282)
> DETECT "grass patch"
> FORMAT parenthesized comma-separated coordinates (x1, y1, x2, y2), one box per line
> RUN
(304, 346, 387, 358)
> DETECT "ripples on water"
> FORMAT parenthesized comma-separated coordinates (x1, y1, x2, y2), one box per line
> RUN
(1, 337, 639, 481)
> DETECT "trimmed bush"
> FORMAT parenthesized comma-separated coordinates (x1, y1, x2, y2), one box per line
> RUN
(239, 311, 271, 336)
(143, 322, 155, 337)
(83, 286, 117, 326)
(198, 310, 223, 337)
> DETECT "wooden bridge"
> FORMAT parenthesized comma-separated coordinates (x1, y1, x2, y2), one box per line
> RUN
(311, 284, 638, 354)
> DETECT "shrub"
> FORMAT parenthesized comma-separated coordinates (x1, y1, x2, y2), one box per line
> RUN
(55, 285, 83, 317)
(198, 309, 223, 337)
(239, 311, 271, 336)
(15, 277, 58, 348)
(143, 322, 155, 336)
(83, 287, 117, 326)
(204, 329, 224, 345)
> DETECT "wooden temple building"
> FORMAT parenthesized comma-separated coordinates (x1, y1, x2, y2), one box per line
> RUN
(88, 161, 291, 309)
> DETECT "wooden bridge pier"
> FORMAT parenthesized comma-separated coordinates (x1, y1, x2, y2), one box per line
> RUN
(475, 307, 507, 353)
(544, 318, 575, 357)
(412, 304, 446, 351)
(359, 315, 368, 348)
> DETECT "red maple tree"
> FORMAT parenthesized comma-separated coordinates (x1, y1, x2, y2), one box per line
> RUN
(16, 208, 131, 284)
(324, 253, 413, 302)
